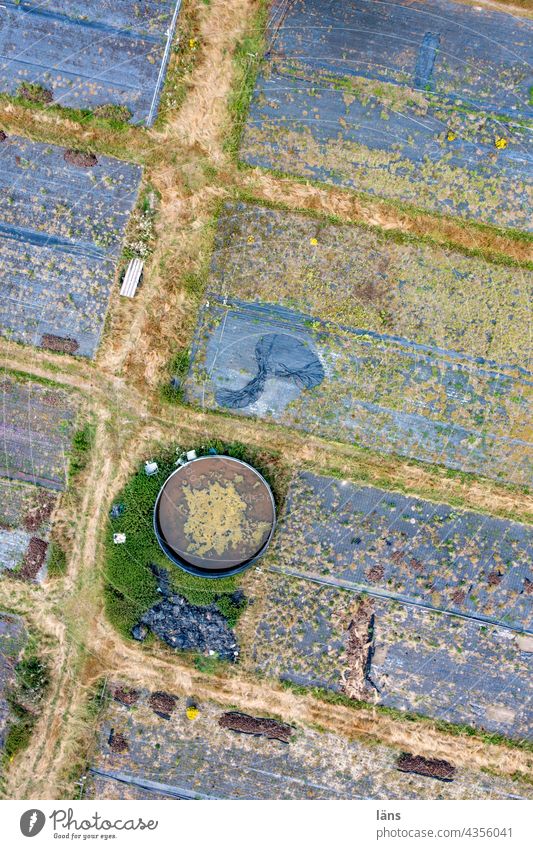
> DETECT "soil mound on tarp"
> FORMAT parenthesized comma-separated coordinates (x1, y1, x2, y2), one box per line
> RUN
(148, 691, 176, 718)
(41, 334, 79, 354)
(20, 537, 48, 580)
(64, 150, 98, 167)
(113, 686, 139, 707)
(108, 729, 129, 753)
(397, 753, 456, 781)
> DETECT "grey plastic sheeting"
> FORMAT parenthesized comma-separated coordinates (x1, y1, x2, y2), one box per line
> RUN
(185, 298, 532, 485)
(0, 135, 141, 357)
(274, 472, 533, 633)
(0, 1, 182, 124)
(242, 0, 532, 228)
(210, 201, 532, 370)
(252, 574, 533, 739)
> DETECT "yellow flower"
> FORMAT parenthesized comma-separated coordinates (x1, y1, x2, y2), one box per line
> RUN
(247, 235, 255, 243)
(446, 130, 457, 142)
(495, 137, 507, 149)
(189, 38, 197, 49)
(309, 237, 318, 246)
(186, 705, 199, 720)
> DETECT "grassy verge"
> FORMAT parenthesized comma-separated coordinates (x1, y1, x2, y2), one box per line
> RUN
(225, 0, 269, 158)
(46, 542, 68, 578)
(1, 642, 49, 772)
(68, 421, 96, 480)
(280, 680, 533, 757)
(154, 0, 205, 127)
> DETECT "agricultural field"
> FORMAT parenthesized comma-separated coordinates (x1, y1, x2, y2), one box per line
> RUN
(0, 135, 141, 357)
(0, 375, 78, 581)
(83, 685, 533, 800)
(185, 298, 531, 484)
(0, 375, 76, 489)
(0, 480, 56, 580)
(270, 472, 533, 632)
(210, 203, 532, 369)
(246, 573, 533, 739)
(0, 1, 182, 124)
(241, 0, 533, 228)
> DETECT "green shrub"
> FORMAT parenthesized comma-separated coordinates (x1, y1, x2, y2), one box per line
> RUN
(2, 651, 49, 766)
(16, 82, 53, 104)
(160, 349, 190, 403)
(4, 713, 33, 760)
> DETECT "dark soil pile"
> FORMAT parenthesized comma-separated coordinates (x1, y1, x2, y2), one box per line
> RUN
(108, 729, 129, 753)
(137, 594, 239, 662)
(397, 753, 456, 781)
(341, 597, 376, 700)
(219, 712, 293, 743)
(113, 686, 139, 707)
(17, 83, 53, 104)
(20, 537, 48, 580)
(41, 334, 79, 354)
(450, 588, 466, 604)
(64, 150, 98, 167)
(0, 131, 6, 142)
(23, 492, 56, 532)
(148, 691, 177, 718)
(366, 563, 384, 583)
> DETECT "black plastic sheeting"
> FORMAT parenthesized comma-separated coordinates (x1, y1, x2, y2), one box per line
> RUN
(215, 333, 325, 409)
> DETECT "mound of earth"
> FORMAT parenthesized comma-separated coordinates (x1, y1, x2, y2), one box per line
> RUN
(397, 753, 456, 781)
(148, 691, 176, 718)
(41, 334, 79, 354)
(112, 686, 139, 707)
(19, 537, 48, 580)
(108, 729, 128, 753)
(64, 150, 98, 167)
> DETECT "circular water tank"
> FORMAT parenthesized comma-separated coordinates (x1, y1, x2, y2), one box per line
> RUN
(154, 455, 276, 577)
